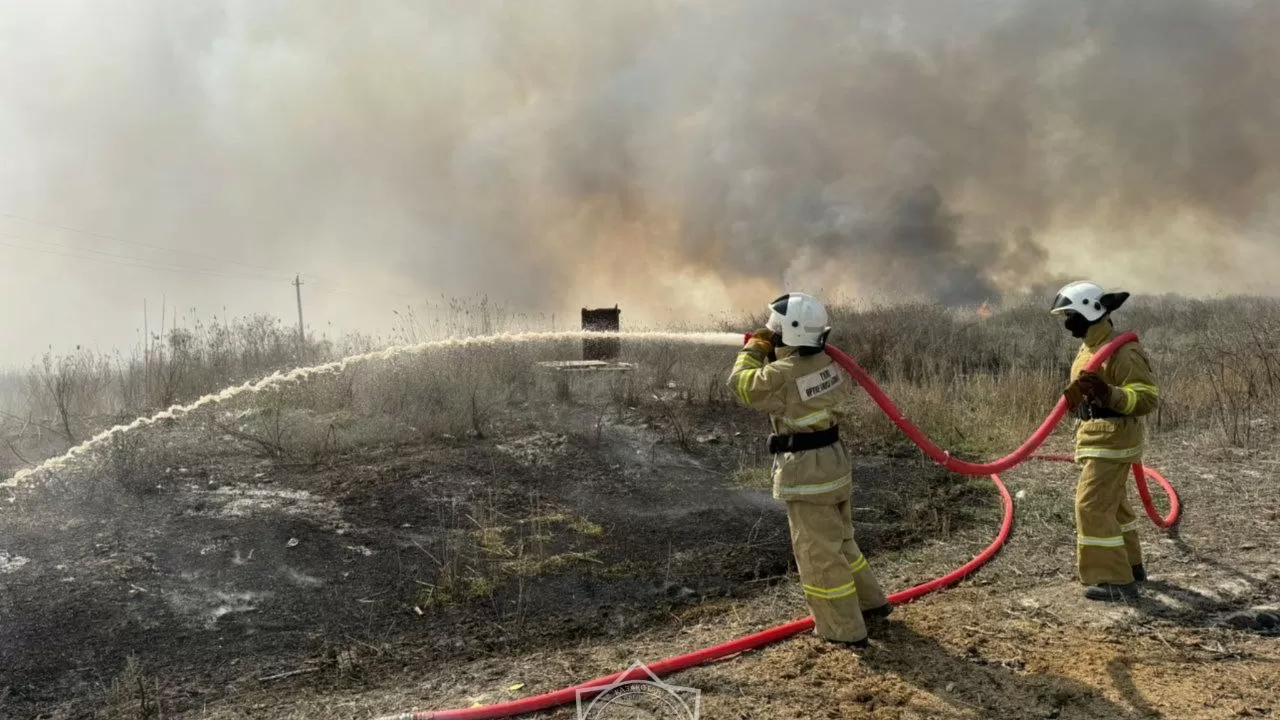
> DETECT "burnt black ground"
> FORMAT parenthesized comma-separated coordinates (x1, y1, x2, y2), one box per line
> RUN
(0, 403, 976, 718)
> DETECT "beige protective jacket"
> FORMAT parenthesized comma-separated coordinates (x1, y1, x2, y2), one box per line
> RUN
(728, 341, 856, 504)
(1070, 319, 1161, 463)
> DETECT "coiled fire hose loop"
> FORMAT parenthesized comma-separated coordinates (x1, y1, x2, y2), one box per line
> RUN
(377, 332, 1180, 720)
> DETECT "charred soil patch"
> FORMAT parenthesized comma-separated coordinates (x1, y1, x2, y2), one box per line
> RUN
(179, 433, 1279, 720)
(0, 406, 979, 718)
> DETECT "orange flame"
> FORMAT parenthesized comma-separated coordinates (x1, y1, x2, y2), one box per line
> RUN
(977, 301, 992, 318)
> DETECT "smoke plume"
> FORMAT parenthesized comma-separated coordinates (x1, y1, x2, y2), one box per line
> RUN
(1, 0, 1278, 360)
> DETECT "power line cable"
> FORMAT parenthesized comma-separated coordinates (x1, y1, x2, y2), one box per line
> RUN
(0, 208, 298, 278)
(0, 207, 444, 303)
(0, 236, 295, 284)
(1, 232, 290, 280)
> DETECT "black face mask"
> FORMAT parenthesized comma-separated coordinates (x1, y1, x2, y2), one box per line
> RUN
(1064, 313, 1092, 338)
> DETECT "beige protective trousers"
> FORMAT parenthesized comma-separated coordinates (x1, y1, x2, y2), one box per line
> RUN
(786, 497, 888, 642)
(1076, 459, 1144, 586)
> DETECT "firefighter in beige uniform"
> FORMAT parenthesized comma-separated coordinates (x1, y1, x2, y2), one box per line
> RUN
(728, 292, 891, 646)
(1051, 281, 1160, 602)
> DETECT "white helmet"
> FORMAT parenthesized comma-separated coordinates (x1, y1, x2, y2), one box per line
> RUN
(1049, 280, 1128, 322)
(766, 292, 831, 348)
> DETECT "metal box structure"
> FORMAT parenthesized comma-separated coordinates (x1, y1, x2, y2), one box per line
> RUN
(581, 306, 621, 361)
(534, 305, 634, 402)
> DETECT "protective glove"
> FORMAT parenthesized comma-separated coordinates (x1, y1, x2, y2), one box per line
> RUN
(1063, 379, 1085, 411)
(745, 327, 777, 355)
(1076, 372, 1111, 402)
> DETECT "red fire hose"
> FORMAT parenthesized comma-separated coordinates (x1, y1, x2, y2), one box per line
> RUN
(824, 334, 1179, 529)
(378, 332, 1180, 720)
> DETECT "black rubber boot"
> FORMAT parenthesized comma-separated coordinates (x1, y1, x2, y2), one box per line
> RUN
(813, 629, 869, 648)
(863, 604, 894, 620)
(1132, 564, 1147, 582)
(1084, 583, 1140, 602)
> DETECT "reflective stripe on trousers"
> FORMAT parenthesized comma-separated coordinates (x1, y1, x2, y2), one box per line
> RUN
(803, 555, 874, 598)
(1078, 535, 1126, 548)
(777, 473, 852, 497)
(1076, 445, 1143, 461)
(802, 579, 858, 600)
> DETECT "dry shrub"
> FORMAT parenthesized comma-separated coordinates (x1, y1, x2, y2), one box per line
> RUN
(100, 654, 163, 720)
(5, 295, 1280, 474)
(347, 343, 541, 439)
(623, 341, 734, 403)
(813, 295, 1280, 451)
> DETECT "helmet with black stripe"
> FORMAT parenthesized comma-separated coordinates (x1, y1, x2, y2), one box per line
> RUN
(766, 292, 831, 349)
(1049, 280, 1130, 320)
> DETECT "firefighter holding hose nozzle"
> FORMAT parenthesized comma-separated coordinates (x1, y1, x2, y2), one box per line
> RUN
(728, 292, 892, 647)
(1051, 281, 1161, 602)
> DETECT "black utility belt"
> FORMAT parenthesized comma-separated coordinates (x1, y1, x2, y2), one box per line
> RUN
(767, 425, 840, 454)
(1077, 403, 1125, 420)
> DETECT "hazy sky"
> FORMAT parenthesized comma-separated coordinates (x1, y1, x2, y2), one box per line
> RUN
(2, 0, 1278, 368)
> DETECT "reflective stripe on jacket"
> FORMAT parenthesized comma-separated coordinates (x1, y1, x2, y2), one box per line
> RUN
(727, 341, 856, 503)
(1070, 320, 1160, 463)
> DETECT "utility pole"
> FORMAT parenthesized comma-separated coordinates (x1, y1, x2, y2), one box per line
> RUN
(293, 274, 305, 356)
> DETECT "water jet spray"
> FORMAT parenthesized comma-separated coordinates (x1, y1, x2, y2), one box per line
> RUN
(0, 330, 741, 495)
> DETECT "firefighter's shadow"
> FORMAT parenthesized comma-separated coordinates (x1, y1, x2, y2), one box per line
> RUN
(1129, 578, 1266, 631)
(1166, 524, 1264, 591)
(861, 621, 1151, 720)
(1128, 525, 1269, 626)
